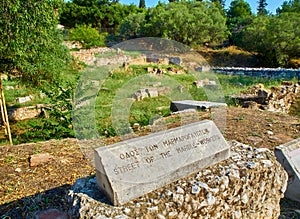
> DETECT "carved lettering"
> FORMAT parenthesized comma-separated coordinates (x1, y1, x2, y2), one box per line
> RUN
(114, 161, 140, 175)
(160, 151, 172, 159)
(119, 149, 140, 160)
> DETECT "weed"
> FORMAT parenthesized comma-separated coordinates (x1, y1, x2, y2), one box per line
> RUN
(5, 155, 14, 163)
(233, 115, 246, 121)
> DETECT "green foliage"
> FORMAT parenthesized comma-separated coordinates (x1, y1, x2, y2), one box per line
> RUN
(226, 0, 253, 45)
(227, 0, 252, 19)
(59, 1, 144, 30)
(139, 0, 145, 8)
(277, 0, 300, 14)
(0, 0, 72, 86)
(240, 12, 300, 67)
(118, 13, 146, 39)
(69, 24, 107, 48)
(211, 0, 225, 8)
(119, 2, 227, 46)
(12, 81, 76, 144)
(257, 0, 268, 15)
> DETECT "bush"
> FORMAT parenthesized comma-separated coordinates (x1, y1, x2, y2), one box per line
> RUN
(69, 24, 108, 49)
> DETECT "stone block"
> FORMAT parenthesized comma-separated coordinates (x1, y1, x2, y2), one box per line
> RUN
(169, 57, 181, 65)
(146, 88, 158, 98)
(94, 120, 230, 205)
(29, 153, 54, 167)
(15, 95, 33, 104)
(170, 100, 227, 112)
(69, 141, 287, 218)
(275, 138, 300, 202)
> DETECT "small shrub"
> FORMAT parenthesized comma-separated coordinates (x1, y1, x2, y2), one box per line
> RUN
(69, 24, 107, 49)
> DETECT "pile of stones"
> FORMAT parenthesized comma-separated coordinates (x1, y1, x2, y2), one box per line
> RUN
(233, 82, 299, 113)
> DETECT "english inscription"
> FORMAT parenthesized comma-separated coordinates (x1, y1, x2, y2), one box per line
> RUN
(94, 120, 230, 205)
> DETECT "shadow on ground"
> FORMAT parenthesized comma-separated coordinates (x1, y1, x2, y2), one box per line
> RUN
(0, 184, 71, 219)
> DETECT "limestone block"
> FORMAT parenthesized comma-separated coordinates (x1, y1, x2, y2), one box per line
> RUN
(275, 138, 300, 202)
(68, 140, 288, 219)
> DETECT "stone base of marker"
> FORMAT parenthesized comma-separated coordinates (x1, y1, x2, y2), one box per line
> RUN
(94, 120, 230, 205)
(275, 138, 300, 202)
(67, 141, 288, 219)
(170, 100, 227, 112)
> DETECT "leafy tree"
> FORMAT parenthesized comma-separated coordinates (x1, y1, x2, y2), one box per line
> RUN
(59, 1, 144, 30)
(277, 0, 300, 14)
(240, 12, 300, 67)
(118, 13, 146, 38)
(139, 0, 146, 8)
(211, 0, 225, 8)
(227, 0, 252, 19)
(257, 0, 268, 15)
(0, 0, 72, 86)
(227, 0, 253, 45)
(119, 2, 227, 47)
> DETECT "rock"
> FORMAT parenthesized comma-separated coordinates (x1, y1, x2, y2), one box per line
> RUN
(245, 161, 258, 169)
(176, 186, 185, 194)
(8, 105, 44, 121)
(206, 193, 216, 205)
(5, 86, 15, 90)
(247, 136, 263, 146)
(15, 168, 22, 173)
(275, 138, 300, 202)
(157, 214, 166, 219)
(266, 130, 274, 135)
(146, 88, 158, 98)
(233, 82, 299, 113)
(191, 185, 201, 195)
(15, 95, 33, 104)
(168, 212, 178, 218)
(1, 74, 8, 80)
(29, 153, 54, 167)
(132, 123, 140, 130)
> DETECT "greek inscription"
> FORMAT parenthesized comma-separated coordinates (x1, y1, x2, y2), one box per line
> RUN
(145, 144, 158, 153)
(119, 148, 140, 160)
(162, 129, 209, 147)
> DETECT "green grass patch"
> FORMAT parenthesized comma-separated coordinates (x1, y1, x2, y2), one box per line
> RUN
(2, 63, 299, 144)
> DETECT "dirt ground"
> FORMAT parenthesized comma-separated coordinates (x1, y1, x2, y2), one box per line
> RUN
(0, 107, 300, 218)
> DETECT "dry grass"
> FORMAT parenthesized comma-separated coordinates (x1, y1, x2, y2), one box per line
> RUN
(197, 46, 259, 67)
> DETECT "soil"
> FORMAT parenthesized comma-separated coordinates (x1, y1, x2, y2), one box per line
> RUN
(0, 107, 300, 218)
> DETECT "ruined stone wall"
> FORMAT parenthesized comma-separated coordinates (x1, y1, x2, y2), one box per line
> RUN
(71, 47, 115, 65)
(234, 82, 299, 113)
(67, 141, 288, 219)
(212, 67, 300, 80)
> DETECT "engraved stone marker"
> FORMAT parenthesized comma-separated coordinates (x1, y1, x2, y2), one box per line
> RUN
(170, 100, 227, 112)
(275, 138, 300, 202)
(94, 120, 230, 205)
